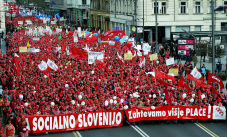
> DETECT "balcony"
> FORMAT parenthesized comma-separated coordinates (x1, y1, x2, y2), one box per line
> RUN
(77, 4, 89, 9)
(67, 3, 73, 8)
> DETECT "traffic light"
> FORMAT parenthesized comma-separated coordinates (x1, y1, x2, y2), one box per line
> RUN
(86, 10, 89, 18)
(132, 33, 136, 37)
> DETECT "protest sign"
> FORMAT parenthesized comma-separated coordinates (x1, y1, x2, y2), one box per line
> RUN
(27, 48, 40, 53)
(143, 43, 151, 51)
(168, 68, 179, 76)
(149, 53, 158, 61)
(124, 53, 133, 60)
(88, 52, 104, 64)
(19, 47, 27, 53)
(166, 58, 175, 66)
(18, 21, 23, 25)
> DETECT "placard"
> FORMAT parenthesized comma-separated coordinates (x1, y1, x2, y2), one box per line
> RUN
(88, 52, 104, 64)
(149, 53, 158, 61)
(143, 43, 151, 51)
(124, 53, 133, 60)
(168, 68, 179, 76)
(18, 21, 23, 25)
(33, 37, 40, 41)
(166, 58, 175, 66)
(19, 47, 27, 53)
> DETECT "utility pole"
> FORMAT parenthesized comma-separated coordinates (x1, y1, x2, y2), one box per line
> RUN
(135, 0, 137, 40)
(155, 0, 158, 52)
(211, 0, 215, 74)
(142, 0, 144, 41)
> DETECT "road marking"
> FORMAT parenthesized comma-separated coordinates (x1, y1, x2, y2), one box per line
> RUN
(127, 121, 150, 137)
(73, 131, 82, 137)
(194, 123, 219, 137)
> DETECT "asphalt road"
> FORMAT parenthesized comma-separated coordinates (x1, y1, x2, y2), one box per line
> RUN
(30, 121, 227, 137)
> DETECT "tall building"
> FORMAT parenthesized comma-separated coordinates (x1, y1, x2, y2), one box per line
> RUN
(0, 0, 6, 36)
(66, 0, 90, 26)
(90, 0, 110, 32)
(110, 0, 227, 44)
(110, 0, 136, 36)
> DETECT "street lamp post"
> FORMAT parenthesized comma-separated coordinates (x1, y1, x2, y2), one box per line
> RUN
(142, 0, 144, 41)
(211, 0, 215, 74)
(155, 0, 158, 52)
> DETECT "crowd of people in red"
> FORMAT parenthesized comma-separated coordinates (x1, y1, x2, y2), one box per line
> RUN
(0, 11, 226, 135)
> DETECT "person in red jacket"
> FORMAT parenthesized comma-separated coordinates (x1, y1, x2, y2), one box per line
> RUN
(5, 120, 15, 137)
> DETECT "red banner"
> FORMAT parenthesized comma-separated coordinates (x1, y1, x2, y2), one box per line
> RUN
(125, 106, 226, 122)
(25, 110, 124, 133)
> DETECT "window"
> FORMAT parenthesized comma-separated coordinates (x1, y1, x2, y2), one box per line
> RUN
(194, 26, 201, 31)
(82, 0, 86, 5)
(180, 2, 187, 14)
(154, 2, 159, 14)
(224, 1, 227, 13)
(195, 2, 201, 13)
(161, 2, 167, 14)
(176, 26, 190, 32)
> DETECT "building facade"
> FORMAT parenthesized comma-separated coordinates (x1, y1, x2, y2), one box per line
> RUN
(66, 0, 90, 26)
(110, 0, 227, 44)
(0, 0, 6, 36)
(90, 0, 110, 32)
(110, 0, 136, 36)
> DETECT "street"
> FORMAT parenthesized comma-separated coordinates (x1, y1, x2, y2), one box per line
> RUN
(30, 121, 227, 137)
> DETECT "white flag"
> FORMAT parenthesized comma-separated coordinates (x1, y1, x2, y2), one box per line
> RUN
(117, 52, 125, 63)
(84, 44, 90, 52)
(14, 53, 19, 57)
(38, 61, 48, 71)
(137, 50, 142, 56)
(47, 59, 58, 71)
(74, 35, 78, 42)
(190, 67, 204, 81)
(139, 58, 146, 68)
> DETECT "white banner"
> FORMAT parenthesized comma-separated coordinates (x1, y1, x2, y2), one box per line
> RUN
(18, 21, 23, 25)
(166, 58, 175, 66)
(51, 21, 56, 24)
(88, 52, 104, 64)
(32, 37, 40, 41)
(26, 20, 32, 25)
(27, 48, 40, 53)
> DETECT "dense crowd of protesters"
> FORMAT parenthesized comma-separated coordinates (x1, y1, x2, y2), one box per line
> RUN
(0, 10, 227, 136)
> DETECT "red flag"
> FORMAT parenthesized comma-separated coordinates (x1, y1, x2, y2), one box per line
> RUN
(188, 67, 205, 81)
(71, 47, 88, 59)
(178, 76, 186, 87)
(164, 89, 171, 105)
(207, 72, 224, 89)
(211, 88, 220, 95)
(62, 40, 66, 51)
(159, 79, 172, 87)
(12, 56, 21, 76)
(187, 74, 203, 83)
(95, 59, 105, 67)
(155, 69, 176, 82)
